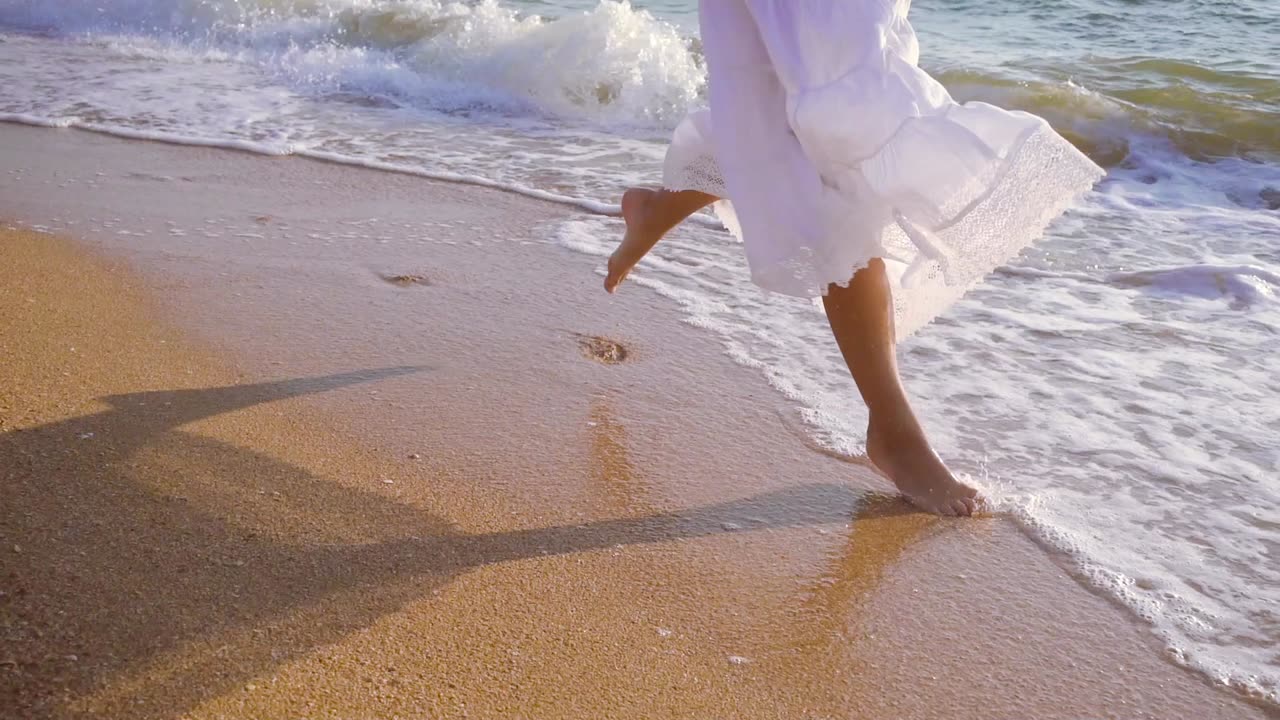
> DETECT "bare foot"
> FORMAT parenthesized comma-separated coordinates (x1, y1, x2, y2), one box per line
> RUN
(606, 188, 660, 294)
(866, 416, 980, 516)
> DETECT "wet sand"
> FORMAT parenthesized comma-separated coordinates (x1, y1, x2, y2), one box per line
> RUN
(0, 122, 1269, 719)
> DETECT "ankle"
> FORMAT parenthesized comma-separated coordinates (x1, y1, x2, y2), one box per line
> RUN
(867, 410, 926, 446)
(865, 414, 947, 478)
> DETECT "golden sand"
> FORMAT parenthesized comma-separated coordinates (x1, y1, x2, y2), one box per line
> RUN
(3, 227, 898, 717)
(0, 211, 1264, 719)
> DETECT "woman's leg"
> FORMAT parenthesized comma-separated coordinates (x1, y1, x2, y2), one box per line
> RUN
(606, 188, 717, 293)
(823, 260, 979, 516)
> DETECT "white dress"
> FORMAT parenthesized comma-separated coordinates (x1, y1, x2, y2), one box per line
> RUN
(663, 0, 1105, 339)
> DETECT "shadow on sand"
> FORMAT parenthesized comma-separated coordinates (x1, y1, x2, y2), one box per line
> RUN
(1, 367, 914, 719)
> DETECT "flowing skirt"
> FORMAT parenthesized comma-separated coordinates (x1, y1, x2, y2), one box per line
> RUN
(663, 0, 1104, 339)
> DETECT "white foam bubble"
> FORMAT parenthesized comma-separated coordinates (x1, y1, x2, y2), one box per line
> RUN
(1108, 264, 1280, 308)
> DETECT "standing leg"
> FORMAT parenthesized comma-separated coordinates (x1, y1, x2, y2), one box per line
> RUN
(605, 188, 717, 293)
(823, 260, 979, 516)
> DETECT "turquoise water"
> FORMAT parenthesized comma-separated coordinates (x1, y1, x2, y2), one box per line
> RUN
(0, 0, 1277, 705)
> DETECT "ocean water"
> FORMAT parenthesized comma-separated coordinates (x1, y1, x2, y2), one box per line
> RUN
(1, 0, 1277, 704)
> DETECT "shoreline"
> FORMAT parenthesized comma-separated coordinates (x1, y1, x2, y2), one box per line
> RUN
(0, 112, 632, 218)
(1, 122, 1269, 718)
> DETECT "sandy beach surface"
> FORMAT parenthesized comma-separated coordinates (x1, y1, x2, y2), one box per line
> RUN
(0, 122, 1268, 719)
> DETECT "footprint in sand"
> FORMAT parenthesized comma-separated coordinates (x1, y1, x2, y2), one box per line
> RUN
(576, 334, 629, 365)
(380, 273, 430, 288)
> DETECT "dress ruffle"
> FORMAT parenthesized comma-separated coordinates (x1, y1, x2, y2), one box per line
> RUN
(662, 0, 1104, 340)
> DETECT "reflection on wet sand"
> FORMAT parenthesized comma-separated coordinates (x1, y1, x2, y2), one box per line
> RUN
(586, 395, 652, 515)
(581, 390, 944, 709)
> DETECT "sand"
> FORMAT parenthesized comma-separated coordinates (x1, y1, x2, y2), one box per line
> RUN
(0, 122, 1270, 719)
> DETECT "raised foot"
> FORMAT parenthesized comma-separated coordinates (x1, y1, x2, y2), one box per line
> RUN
(606, 188, 660, 294)
(866, 420, 980, 516)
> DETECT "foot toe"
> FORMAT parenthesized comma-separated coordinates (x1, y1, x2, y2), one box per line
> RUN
(933, 497, 959, 516)
(604, 260, 621, 293)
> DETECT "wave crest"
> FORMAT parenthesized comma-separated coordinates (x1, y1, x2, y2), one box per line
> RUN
(1, 0, 705, 124)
